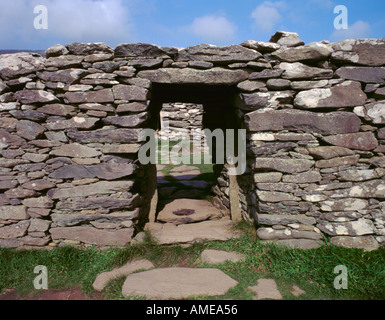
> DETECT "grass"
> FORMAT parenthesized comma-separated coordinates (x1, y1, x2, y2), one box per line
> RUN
(1, 222, 384, 300)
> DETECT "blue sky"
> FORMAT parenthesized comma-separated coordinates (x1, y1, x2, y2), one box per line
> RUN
(0, 0, 384, 49)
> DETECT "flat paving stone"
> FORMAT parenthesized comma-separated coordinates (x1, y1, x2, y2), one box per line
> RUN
(201, 249, 245, 264)
(92, 259, 154, 292)
(157, 199, 223, 225)
(122, 267, 238, 299)
(145, 220, 240, 244)
(248, 279, 283, 300)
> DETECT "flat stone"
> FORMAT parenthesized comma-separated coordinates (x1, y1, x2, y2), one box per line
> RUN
(45, 55, 83, 68)
(201, 249, 244, 264)
(330, 236, 379, 252)
(22, 196, 53, 208)
(279, 62, 333, 79)
(37, 69, 88, 84)
(16, 120, 45, 140)
(257, 191, 300, 203)
(245, 109, 361, 135)
(343, 179, 385, 199)
(93, 260, 154, 292)
(0, 220, 30, 239)
(269, 31, 304, 47)
(336, 67, 385, 84)
(252, 158, 315, 174)
(66, 42, 113, 55)
(332, 38, 385, 66)
(323, 132, 378, 151)
(241, 40, 281, 52)
(145, 220, 240, 244)
(272, 43, 333, 62)
(49, 163, 137, 180)
(112, 85, 149, 101)
(257, 214, 316, 226)
(67, 129, 141, 144)
(122, 267, 238, 299)
(48, 181, 135, 199)
(64, 89, 114, 104)
(50, 143, 101, 158)
(320, 199, 369, 212)
(315, 155, 360, 168)
(318, 219, 376, 237)
(249, 279, 282, 300)
(114, 43, 177, 58)
(0, 205, 28, 220)
(14, 90, 58, 104)
(157, 199, 223, 225)
(103, 113, 148, 128)
(339, 169, 385, 182)
(138, 68, 249, 85)
(177, 44, 261, 63)
(45, 117, 99, 130)
(308, 146, 355, 160)
(275, 239, 323, 250)
(22, 179, 55, 191)
(28, 218, 51, 232)
(362, 101, 385, 124)
(0, 53, 44, 80)
(294, 81, 367, 109)
(282, 171, 321, 183)
(50, 226, 133, 246)
(235, 91, 295, 110)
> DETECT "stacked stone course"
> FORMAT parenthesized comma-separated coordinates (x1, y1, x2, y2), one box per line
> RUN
(0, 31, 384, 250)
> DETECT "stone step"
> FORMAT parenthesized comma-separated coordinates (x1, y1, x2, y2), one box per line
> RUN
(144, 219, 241, 244)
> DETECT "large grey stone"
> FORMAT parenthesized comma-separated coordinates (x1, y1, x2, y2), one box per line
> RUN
(16, 120, 45, 140)
(93, 260, 154, 292)
(48, 181, 135, 199)
(0, 221, 29, 239)
(323, 132, 379, 151)
(336, 67, 385, 84)
(235, 91, 295, 110)
(114, 43, 177, 58)
(330, 236, 379, 251)
(156, 199, 223, 225)
(64, 89, 114, 103)
(294, 81, 367, 109)
(145, 220, 240, 244)
(252, 158, 315, 174)
(44, 117, 99, 130)
(66, 42, 114, 55)
(112, 85, 149, 101)
(50, 226, 133, 246)
(269, 31, 304, 47)
(317, 219, 376, 236)
(49, 163, 137, 180)
(272, 43, 333, 62)
(332, 38, 385, 66)
(103, 113, 148, 128)
(37, 69, 88, 84)
(0, 206, 28, 220)
(138, 68, 249, 85)
(257, 191, 301, 203)
(257, 214, 316, 226)
(308, 146, 355, 160)
(14, 90, 59, 104)
(0, 53, 44, 80)
(50, 143, 101, 158)
(361, 101, 385, 124)
(177, 44, 261, 63)
(67, 129, 141, 144)
(122, 267, 238, 299)
(279, 62, 333, 79)
(55, 196, 141, 211)
(245, 109, 361, 135)
(320, 199, 369, 212)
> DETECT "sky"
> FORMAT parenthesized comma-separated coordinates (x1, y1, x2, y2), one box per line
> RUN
(0, 0, 384, 50)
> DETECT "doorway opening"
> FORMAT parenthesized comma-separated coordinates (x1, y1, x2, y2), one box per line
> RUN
(145, 83, 241, 224)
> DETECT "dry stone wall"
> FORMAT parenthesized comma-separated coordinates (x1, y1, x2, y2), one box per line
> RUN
(0, 31, 384, 250)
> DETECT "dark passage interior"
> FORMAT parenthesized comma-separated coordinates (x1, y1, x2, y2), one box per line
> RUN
(146, 83, 240, 219)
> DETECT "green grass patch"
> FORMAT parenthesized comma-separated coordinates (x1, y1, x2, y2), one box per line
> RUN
(1, 224, 384, 300)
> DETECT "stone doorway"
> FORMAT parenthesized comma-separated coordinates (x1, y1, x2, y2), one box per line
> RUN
(144, 83, 243, 228)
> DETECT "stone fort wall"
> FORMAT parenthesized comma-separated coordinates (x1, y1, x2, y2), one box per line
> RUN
(0, 31, 384, 250)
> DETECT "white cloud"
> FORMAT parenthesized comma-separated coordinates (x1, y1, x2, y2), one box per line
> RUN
(330, 20, 371, 41)
(190, 15, 237, 42)
(251, 1, 286, 33)
(0, 0, 134, 48)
